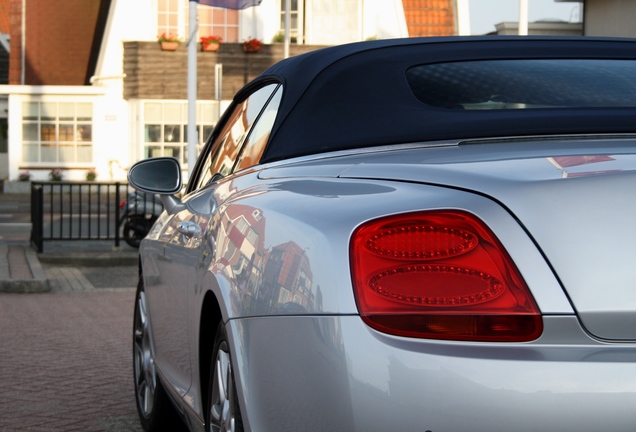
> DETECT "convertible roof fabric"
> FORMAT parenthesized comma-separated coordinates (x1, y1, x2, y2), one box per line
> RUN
(246, 37, 636, 163)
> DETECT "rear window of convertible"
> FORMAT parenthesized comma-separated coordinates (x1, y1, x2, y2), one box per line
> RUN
(406, 59, 636, 110)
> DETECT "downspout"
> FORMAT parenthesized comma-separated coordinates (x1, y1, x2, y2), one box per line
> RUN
(21, 0, 26, 84)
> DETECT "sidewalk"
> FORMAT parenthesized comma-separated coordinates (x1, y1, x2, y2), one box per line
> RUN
(0, 193, 138, 293)
(0, 241, 139, 293)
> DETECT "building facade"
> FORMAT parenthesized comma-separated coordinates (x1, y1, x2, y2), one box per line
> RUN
(0, 0, 461, 183)
(560, 0, 636, 38)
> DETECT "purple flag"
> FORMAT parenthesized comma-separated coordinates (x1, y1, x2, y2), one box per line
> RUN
(198, 0, 262, 9)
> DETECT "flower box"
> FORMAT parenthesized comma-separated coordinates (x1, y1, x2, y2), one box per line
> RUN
(160, 42, 179, 51)
(202, 43, 220, 52)
(201, 36, 222, 52)
(157, 33, 180, 51)
(242, 38, 263, 53)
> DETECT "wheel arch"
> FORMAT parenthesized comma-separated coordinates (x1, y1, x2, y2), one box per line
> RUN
(198, 290, 223, 418)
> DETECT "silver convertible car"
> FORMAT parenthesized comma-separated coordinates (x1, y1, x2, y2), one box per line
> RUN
(129, 37, 636, 432)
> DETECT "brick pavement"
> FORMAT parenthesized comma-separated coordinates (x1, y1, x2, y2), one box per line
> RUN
(0, 286, 144, 431)
(0, 192, 150, 431)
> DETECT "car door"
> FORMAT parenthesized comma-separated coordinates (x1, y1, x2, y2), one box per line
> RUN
(144, 82, 283, 403)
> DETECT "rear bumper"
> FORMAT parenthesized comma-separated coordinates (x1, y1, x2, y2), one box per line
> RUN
(229, 315, 636, 432)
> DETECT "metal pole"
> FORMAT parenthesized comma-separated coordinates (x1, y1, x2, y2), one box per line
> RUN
(115, 184, 121, 247)
(284, 0, 291, 59)
(187, 0, 199, 176)
(518, 0, 528, 35)
(215, 63, 223, 120)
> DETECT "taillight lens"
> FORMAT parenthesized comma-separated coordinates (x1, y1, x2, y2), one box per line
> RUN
(350, 211, 542, 342)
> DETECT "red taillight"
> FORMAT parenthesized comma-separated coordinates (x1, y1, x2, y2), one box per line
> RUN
(119, 200, 127, 209)
(350, 211, 542, 342)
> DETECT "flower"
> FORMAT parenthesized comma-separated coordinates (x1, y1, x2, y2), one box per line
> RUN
(49, 168, 63, 182)
(18, 171, 31, 182)
(242, 37, 263, 52)
(200, 35, 222, 46)
(86, 169, 97, 181)
(157, 33, 180, 43)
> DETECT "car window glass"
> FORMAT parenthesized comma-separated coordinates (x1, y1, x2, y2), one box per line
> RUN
(235, 85, 282, 171)
(193, 83, 278, 190)
(406, 59, 636, 110)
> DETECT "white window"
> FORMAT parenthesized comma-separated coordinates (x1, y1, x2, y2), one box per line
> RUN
(157, 0, 180, 39)
(157, 0, 239, 42)
(197, 5, 239, 42)
(280, 0, 303, 43)
(22, 101, 93, 164)
(143, 100, 219, 165)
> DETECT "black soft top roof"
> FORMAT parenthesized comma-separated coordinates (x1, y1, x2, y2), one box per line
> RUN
(243, 37, 636, 163)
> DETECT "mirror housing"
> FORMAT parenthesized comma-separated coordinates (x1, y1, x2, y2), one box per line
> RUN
(128, 157, 183, 194)
(128, 157, 185, 214)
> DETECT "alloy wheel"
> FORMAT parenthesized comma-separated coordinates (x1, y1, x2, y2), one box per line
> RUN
(134, 290, 156, 417)
(209, 340, 236, 432)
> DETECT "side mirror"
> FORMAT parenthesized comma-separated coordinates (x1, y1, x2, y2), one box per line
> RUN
(128, 157, 184, 214)
(128, 157, 182, 194)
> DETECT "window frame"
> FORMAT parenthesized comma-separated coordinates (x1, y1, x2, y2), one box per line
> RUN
(21, 100, 94, 166)
(187, 82, 283, 194)
(157, 0, 239, 42)
(142, 100, 220, 167)
(279, 0, 303, 43)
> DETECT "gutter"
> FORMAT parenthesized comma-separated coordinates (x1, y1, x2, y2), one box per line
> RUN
(89, 74, 127, 85)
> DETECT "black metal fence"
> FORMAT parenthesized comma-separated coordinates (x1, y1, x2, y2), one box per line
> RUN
(31, 181, 130, 253)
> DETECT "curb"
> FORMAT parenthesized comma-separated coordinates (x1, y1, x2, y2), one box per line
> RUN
(38, 252, 139, 267)
(0, 245, 50, 293)
(0, 244, 138, 293)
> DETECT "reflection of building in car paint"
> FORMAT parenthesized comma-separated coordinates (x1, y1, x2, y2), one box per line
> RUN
(216, 204, 267, 312)
(262, 241, 315, 312)
(214, 202, 317, 314)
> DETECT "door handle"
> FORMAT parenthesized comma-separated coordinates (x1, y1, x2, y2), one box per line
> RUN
(176, 221, 201, 238)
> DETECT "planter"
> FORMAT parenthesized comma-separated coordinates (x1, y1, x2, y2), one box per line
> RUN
(242, 46, 262, 53)
(202, 43, 220, 52)
(160, 41, 179, 51)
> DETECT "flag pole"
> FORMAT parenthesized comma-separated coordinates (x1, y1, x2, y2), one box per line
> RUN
(186, 1, 263, 177)
(518, 0, 528, 35)
(187, 0, 199, 177)
(284, 0, 290, 59)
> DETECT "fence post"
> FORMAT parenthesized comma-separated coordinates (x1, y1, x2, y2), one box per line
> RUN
(115, 182, 121, 247)
(30, 184, 44, 253)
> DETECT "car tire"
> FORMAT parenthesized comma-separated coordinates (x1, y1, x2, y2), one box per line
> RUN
(133, 277, 183, 431)
(207, 321, 244, 432)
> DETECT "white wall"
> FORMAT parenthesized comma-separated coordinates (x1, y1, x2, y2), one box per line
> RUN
(94, 0, 155, 89)
(584, 0, 636, 37)
(363, 0, 408, 40)
(242, 0, 274, 42)
(88, 0, 158, 181)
